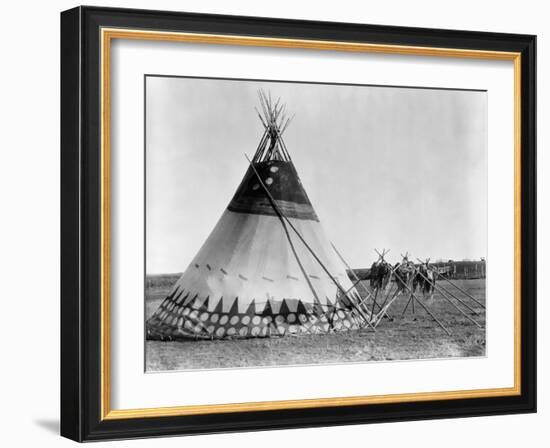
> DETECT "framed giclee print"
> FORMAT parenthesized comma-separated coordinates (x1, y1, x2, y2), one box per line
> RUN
(60, 6, 537, 442)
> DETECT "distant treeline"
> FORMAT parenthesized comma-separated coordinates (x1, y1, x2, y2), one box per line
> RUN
(146, 273, 181, 290)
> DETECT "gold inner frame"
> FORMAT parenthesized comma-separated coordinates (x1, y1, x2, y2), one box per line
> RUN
(100, 27, 522, 421)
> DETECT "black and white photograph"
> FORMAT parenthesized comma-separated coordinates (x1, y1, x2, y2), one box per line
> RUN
(54, 4, 538, 443)
(144, 76, 488, 372)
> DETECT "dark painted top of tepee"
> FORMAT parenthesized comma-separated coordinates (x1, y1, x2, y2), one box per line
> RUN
(227, 161, 318, 220)
(227, 90, 318, 221)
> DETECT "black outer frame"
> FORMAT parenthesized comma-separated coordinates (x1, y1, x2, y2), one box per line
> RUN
(60, 6, 536, 442)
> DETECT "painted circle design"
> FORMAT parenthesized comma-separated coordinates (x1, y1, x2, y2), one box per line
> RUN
(287, 313, 296, 323)
(200, 312, 209, 322)
(252, 316, 261, 325)
(182, 308, 190, 316)
(265, 177, 273, 185)
(275, 315, 285, 324)
(219, 315, 229, 325)
(337, 310, 346, 319)
(270, 166, 279, 173)
(261, 327, 269, 336)
(262, 316, 272, 324)
(252, 184, 260, 190)
(216, 327, 225, 337)
(227, 327, 236, 336)
(210, 313, 219, 323)
(230, 315, 239, 325)
(251, 327, 261, 336)
(207, 325, 215, 334)
(241, 315, 251, 325)
(189, 310, 198, 320)
(239, 327, 248, 337)
(299, 314, 308, 323)
(344, 320, 351, 328)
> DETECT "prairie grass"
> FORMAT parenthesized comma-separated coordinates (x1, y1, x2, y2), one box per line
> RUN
(145, 278, 486, 371)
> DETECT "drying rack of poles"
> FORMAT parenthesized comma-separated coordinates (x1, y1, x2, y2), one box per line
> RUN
(351, 250, 486, 336)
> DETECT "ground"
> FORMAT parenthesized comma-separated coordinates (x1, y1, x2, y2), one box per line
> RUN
(145, 277, 486, 371)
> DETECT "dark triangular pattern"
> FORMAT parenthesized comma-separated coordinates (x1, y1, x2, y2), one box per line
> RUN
(191, 295, 204, 309)
(296, 300, 308, 315)
(302, 302, 315, 313)
(262, 299, 273, 316)
(213, 296, 224, 314)
(198, 296, 209, 312)
(165, 287, 179, 302)
(183, 293, 198, 307)
(279, 299, 290, 316)
(177, 292, 190, 307)
(173, 289, 186, 305)
(246, 300, 257, 315)
(228, 297, 239, 315)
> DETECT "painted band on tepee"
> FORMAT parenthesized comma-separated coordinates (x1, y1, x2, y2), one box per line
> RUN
(146, 90, 371, 341)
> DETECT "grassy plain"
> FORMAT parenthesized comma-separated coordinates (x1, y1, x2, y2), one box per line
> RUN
(145, 276, 486, 371)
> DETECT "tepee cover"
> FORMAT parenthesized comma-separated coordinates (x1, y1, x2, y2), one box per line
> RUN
(146, 92, 366, 340)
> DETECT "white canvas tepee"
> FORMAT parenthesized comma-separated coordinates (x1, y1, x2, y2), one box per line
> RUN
(147, 91, 368, 340)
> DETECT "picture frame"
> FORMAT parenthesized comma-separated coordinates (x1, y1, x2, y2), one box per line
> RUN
(60, 5, 536, 442)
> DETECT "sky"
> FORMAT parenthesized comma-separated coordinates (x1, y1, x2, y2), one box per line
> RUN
(146, 76, 487, 274)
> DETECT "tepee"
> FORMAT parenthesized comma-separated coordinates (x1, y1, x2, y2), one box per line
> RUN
(146, 90, 369, 340)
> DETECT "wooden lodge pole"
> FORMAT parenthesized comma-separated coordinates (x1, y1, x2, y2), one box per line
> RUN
(414, 269, 483, 328)
(331, 242, 375, 317)
(401, 294, 414, 316)
(379, 267, 451, 336)
(416, 259, 482, 314)
(431, 269, 486, 309)
(331, 242, 373, 301)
